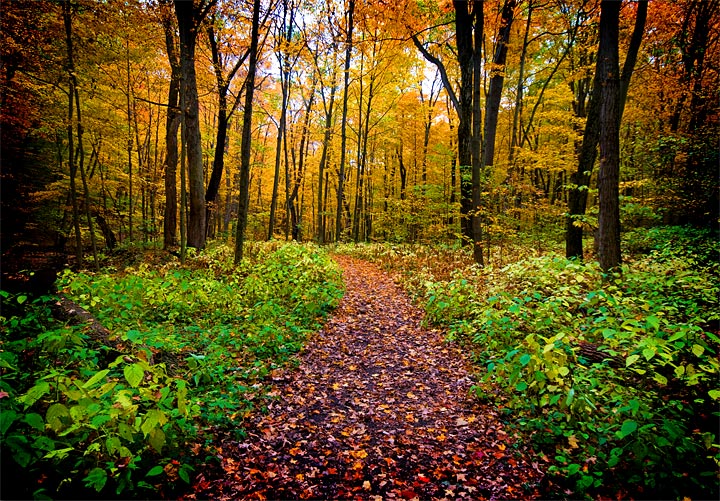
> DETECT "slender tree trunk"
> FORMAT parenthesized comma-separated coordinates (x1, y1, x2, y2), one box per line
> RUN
(470, 0, 484, 265)
(315, 71, 337, 243)
(62, 1, 83, 268)
(335, 0, 354, 241)
(483, 0, 516, 169)
(234, 0, 261, 263)
(161, 1, 180, 249)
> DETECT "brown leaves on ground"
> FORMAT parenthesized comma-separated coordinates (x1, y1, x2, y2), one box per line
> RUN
(186, 256, 543, 500)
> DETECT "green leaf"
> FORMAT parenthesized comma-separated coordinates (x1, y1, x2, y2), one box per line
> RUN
(625, 354, 640, 367)
(33, 436, 55, 452)
(565, 388, 575, 407)
(708, 389, 720, 400)
(17, 295, 27, 305)
(519, 353, 531, 366)
(515, 381, 528, 391)
(0, 409, 18, 436)
(83, 467, 108, 492)
(23, 413, 45, 431)
(146, 465, 164, 477)
(82, 369, 110, 389)
(124, 363, 144, 388)
(148, 427, 165, 453)
(19, 382, 50, 409)
(619, 420, 637, 438)
(46, 403, 70, 432)
(645, 315, 660, 331)
(178, 464, 193, 483)
(642, 347, 655, 361)
(692, 344, 705, 357)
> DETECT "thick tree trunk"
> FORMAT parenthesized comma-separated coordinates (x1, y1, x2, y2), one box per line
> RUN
(566, 0, 647, 259)
(454, 0, 474, 247)
(596, 0, 621, 272)
(175, 0, 211, 250)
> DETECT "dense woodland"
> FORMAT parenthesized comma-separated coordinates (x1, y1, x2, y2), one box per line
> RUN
(1, 0, 719, 499)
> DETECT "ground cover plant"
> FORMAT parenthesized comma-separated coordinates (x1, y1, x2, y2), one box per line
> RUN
(0, 242, 343, 499)
(338, 226, 720, 499)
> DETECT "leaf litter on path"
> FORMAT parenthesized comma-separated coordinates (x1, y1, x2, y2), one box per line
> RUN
(186, 256, 543, 500)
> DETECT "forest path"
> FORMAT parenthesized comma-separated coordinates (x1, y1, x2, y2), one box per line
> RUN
(189, 256, 542, 500)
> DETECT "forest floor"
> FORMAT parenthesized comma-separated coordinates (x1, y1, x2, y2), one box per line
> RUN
(185, 256, 544, 500)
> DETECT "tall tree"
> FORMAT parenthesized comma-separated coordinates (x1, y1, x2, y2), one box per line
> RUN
(565, 0, 647, 259)
(174, 0, 216, 250)
(234, 0, 261, 263)
(595, 0, 621, 271)
(483, 0, 516, 169)
(159, 0, 181, 249)
(205, 8, 252, 238)
(335, 0, 355, 241)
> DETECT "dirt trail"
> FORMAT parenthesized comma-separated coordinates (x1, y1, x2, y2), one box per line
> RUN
(189, 256, 542, 500)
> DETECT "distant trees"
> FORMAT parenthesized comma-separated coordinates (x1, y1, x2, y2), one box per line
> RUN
(1, 0, 717, 269)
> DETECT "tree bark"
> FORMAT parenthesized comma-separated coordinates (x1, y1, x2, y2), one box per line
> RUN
(160, 1, 180, 249)
(335, 0, 355, 241)
(483, 0, 516, 169)
(234, 0, 261, 263)
(596, 0, 621, 272)
(175, 0, 215, 250)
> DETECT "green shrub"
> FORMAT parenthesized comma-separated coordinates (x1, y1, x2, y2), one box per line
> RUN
(0, 242, 343, 499)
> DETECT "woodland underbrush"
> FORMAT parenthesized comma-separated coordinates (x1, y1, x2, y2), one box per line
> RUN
(0, 241, 343, 499)
(341, 226, 720, 499)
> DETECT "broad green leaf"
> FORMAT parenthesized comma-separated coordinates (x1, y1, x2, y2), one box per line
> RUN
(692, 344, 705, 357)
(625, 354, 640, 367)
(82, 369, 110, 389)
(83, 467, 107, 492)
(148, 427, 165, 453)
(645, 315, 660, 331)
(19, 381, 50, 409)
(519, 354, 531, 366)
(124, 363, 144, 388)
(653, 373, 668, 385)
(0, 409, 18, 435)
(642, 348, 655, 361)
(33, 436, 55, 452)
(708, 389, 720, 400)
(146, 465, 164, 477)
(43, 447, 74, 459)
(46, 403, 70, 432)
(178, 464, 193, 483)
(515, 381, 528, 391)
(23, 412, 44, 431)
(619, 420, 637, 438)
(106, 435, 121, 455)
(565, 388, 575, 407)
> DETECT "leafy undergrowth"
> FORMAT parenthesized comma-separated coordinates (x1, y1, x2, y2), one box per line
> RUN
(0, 241, 342, 500)
(186, 255, 543, 500)
(339, 226, 720, 499)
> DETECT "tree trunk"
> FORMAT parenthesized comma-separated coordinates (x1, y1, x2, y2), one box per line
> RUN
(596, 0, 621, 272)
(161, 1, 180, 250)
(335, 0, 355, 241)
(470, 0, 484, 265)
(175, 0, 213, 250)
(234, 0, 261, 263)
(566, 0, 647, 259)
(62, 0, 83, 268)
(483, 0, 516, 168)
